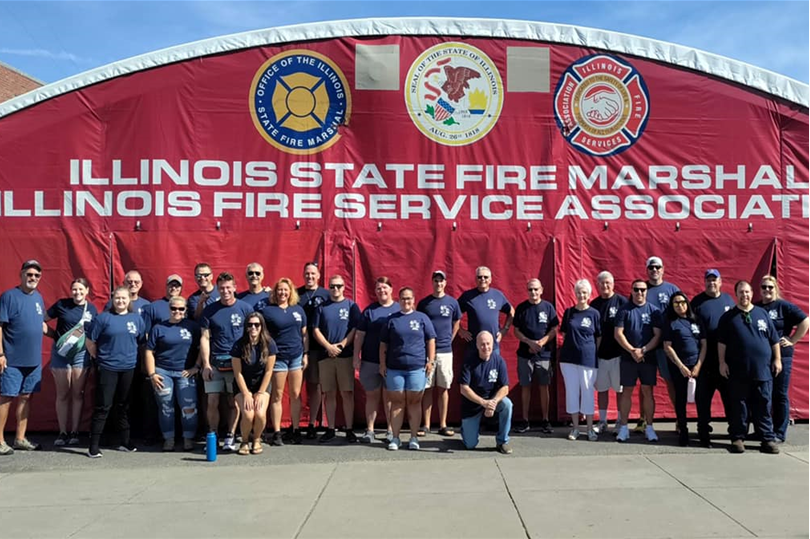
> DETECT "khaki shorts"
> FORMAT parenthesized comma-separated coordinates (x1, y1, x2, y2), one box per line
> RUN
(319, 356, 354, 393)
(204, 369, 235, 394)
(595, 356, 622, 393)
(425, 352, 454, 389)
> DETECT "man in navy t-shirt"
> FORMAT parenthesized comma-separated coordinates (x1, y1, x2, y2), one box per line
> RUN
(188, 262, 220, 321)
(457, 266, 514, 352)
(105, 270, 151, 316)
(459, 331, 513, 454)
(718, 281, 781, 454)
(200, 272, 253, 451)
(143, 274, 185, 335)
(236, 262, 270, 311)
(614, 279, 662, 443)
(691, 269, 736, 446)
(512, 279, 558, 434)
(0, 260, 47, 454)
(416, 270, 461, 436)
(297, 262, 330, 438)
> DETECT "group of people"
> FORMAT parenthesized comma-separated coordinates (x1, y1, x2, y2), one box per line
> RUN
(0, 256, 806, 457)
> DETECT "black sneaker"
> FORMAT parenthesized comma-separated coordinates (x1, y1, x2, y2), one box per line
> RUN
(271, 431, 284, 447)
(319, 428, 336, 443)
(68, 432, 81, 445)
(514, 420, 530, 434)
(539, 420, 554, 434)
(345, 429, 358, 443)
(291, 429, 303, 445)
(117, 441, 138, 453)
(281, 428, 293, 442)
(54, 432, 69, 447)
(87, 447, 103, 459)
(306, 424, 317, 440)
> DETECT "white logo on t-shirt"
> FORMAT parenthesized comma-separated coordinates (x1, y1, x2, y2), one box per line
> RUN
(538, 312, 548, 323)
(757, 319, 768, 332)
(180, 328, 192, 340)
(339, 308, 349, 321)
(690, 323, 700, 336)
(724, 306, 731, 312)
(768, 309, 777, 320)
(486, 299, 497, 310)
(126, 321, 138, 335)
(439, 305, 451, 317)
(658, 293, 670, 306)
(35, 302, 43, 316)
(581, 317, 592, 328)
(488, 369, 498, 383)
(293, 312, 302, 323)
(82, 311, 93, 323)
(230, 313, 243, 327)
(608, 306, 617, 318)
(409, 320, 420, 331)
(641, 313, 651, 324)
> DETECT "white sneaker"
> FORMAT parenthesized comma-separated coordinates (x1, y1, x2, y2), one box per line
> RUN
(222, 433, 237, 451)
(408, 436, 420, 450)
(360, 430, 375, 444)
(645, 425, 659, 442)
(385, 431, 394, 443)
(387, 437, 400, 451)
(587, 429, 598, 441)
(616, 425, 630, 442)
(567, 429, 581, 441)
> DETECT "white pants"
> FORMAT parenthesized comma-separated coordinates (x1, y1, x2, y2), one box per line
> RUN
(560, 363, 597, 415)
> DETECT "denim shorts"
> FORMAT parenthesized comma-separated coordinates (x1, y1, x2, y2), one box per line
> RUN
(49, 347, 91, 370)
(385, 368, 426, 392)
(273, 354, 303, 372)
(0, 364, 42, 397)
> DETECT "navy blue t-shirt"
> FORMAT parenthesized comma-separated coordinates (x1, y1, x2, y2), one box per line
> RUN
(513, 300, 558, 360)
(417, 294, 461, 353)
(358, 302, 399, 364)
(87, 311, 145, 371)
(459, 352, 509, 419)
(718, 306, 779, 381)
(312, 299, 361, 359)
(458, 288, 512, 341)
(0, 287, 45, 368)
(201, 300, 254, 366)
(615, 302, 662, 361)
(297, 286, 330, 352)
(662, 317, 703, 367)
(380, 311, 437, 371)
(147, 319, 200, 371)
(46, 298, 98, 338)
(647, 281, 680, 311)
(691, 292, 735, 367)
(261, 304, 306, 361)
(559, 307, 601, 368)
(230, 339, 279, 393)
(105, 296, 150, 316)
(187, 288, 220, 320)
(591, 294, 629, 359)
(142, 298, 173, 335)
(237, 290, 271, 312)
(756, 299, 808, 360)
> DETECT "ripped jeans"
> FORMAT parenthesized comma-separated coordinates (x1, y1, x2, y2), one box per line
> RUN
(153, 368, 199, 439)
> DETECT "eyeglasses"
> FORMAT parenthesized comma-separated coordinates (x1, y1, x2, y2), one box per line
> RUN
(195, 273, 212, 279)
(528, 288, 540, 292)
(247, 271, 262, 277)
(125, 280, 141, 285)
(329, 284, 344, 289)
(25, 272, 41, 278)
(761, 285, 774, 290)
(633, 287, 648, 293)
(672, 300, 687, 306)
(647, 265, 662, 271)
(246, 322, 262, 329)
(476, 275, 491, 280)
(742, 311, 752, 325)
(170, 307, 186, 312)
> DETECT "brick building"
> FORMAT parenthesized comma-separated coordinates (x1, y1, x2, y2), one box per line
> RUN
(0, 60, 42, 102)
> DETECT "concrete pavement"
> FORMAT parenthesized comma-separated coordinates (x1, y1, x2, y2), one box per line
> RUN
(0, 424, 807, 538)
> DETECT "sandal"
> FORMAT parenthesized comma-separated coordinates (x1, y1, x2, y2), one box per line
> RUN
(416, 427, 427, 437)
(251, 441, 263, 455)
(237, 442, 250, 456)
(438, 427, 455, 437)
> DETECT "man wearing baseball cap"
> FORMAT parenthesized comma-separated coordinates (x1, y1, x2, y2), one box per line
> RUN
(0, 260, 47, 454)
(691, 268, 735, 447)
(417, 270, 461, 436)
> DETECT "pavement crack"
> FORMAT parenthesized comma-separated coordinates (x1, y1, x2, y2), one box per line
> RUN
(495, 458, 531, 539)
(644, 456, 758, 538)
(293, 461, 337, 539)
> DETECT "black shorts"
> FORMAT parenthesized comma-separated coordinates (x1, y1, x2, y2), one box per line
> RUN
(620, 358, 657, 387)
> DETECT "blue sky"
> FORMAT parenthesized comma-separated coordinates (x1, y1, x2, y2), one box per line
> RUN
(0, 1, 807, 84)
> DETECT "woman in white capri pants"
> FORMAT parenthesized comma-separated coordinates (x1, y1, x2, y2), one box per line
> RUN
(559, 280, 602, 441)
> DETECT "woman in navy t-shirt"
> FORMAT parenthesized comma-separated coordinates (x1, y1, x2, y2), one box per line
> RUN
(231, 313, 277, 455)
(44, 277, 98, 447)
(559, 280, 602, 441)
(85, 286, 145, 458)
(663, 291, 706, 446)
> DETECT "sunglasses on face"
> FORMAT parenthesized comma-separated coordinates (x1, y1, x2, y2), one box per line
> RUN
(528, 288, 540, 292)
(672, 300, 687, 306)
(195, 273, 212, 279)
(647, 266, 662, 271)
(329, 284, 344, 289)
(170, 307, 186, 312)
(25, 272, 41, 278)
(633, 287, 648, 293)
(246, 322, 261, 329)
(168, 282, 181, 288)
(476, 275, 491, 280)
(247, 271, 262, 277)
(761, 285, 774, 290)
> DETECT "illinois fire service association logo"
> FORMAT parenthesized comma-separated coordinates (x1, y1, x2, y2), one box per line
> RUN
(405, 42, 503, 146)
(553, 54, 650, 156)
(249, 50, 351, 155)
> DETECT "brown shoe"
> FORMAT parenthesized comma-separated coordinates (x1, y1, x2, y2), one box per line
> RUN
(730, 439, 745, 454)
(761, 441, 780, 454)
(496, 443, 513, 455)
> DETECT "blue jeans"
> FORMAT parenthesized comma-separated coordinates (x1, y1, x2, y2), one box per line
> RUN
(153, 368, 198, 439)
(461, 396, 512, 448)
(728, 378, 774, 442)
(772, 358, 792, 441)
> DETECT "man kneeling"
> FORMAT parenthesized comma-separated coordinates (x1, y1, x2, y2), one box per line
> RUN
(459, 331, 513, 454)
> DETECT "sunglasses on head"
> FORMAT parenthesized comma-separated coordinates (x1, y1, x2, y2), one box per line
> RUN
(246, 322, 262, 328)
(329, 284, 344, 289)
(305, 261, 319, 268)
(170, 306, 186, 312)
(633, 287, 648, 293)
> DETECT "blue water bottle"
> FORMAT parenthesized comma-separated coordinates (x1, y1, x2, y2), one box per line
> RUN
(206, 432, 218, 462)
